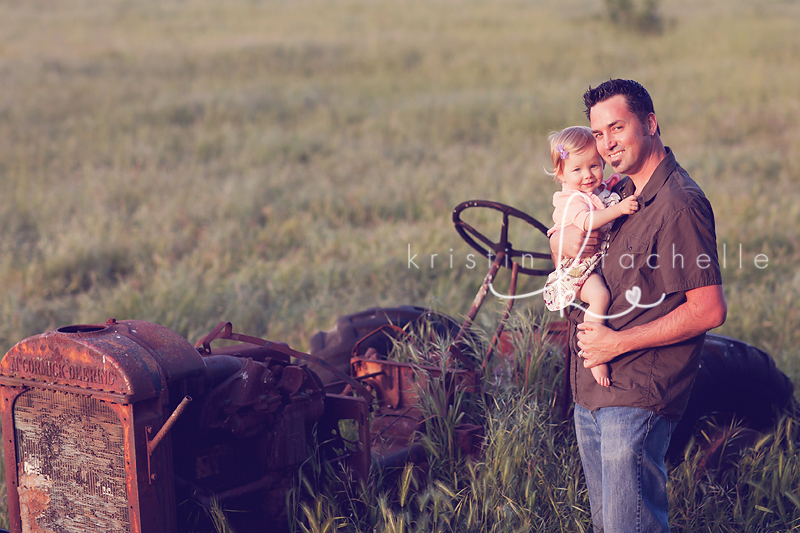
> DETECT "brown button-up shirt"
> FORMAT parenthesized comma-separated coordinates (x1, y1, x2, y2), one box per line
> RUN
(568, 148, 722, 420)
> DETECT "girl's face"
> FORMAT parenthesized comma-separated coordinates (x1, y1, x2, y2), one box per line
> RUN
(557, 146, 605, 193)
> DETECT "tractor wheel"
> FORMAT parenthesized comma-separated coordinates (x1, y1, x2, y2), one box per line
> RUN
(667, 333, 795, 464)
(308, 306, 469, 388)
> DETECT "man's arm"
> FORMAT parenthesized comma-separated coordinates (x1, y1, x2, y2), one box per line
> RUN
(577, 284, 727, 367)
(549, 224, 603, 265)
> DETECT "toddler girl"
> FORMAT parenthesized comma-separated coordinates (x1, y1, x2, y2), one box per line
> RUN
(543, 126, 639, 387)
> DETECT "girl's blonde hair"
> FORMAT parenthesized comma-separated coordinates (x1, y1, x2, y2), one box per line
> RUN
(546, 126, 596, 181)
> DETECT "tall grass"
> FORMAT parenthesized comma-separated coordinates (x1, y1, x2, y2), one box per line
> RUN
(2, 0, 800, 530)
(291, 317, 589, 533)
(669, 415, 800, 532)
(290, 315, 800, 532)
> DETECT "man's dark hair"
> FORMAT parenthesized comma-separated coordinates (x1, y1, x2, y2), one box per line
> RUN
(583, 79, 660, 135)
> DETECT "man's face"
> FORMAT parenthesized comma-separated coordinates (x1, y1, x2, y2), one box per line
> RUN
(589, 94, 653, 176)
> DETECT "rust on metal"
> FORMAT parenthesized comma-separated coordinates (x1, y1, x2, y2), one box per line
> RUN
(148, 396, 193, 456)
(448, 250, 509, 375)
(0, 318, 346, 533)
(195, 321, 375, 404)
(17, 476, 50, 533)
(277, 366, 306, 395)
(0, 320, 203, 533)
(351, 342, 481, 465)
(0, 320, 203, 403)
(10, 385, 134, 532)
(484, 260, 519, 367)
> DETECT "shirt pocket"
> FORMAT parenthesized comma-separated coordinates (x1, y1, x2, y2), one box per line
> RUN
(617, 232, 651, 257)
(604, 232, 653, 293)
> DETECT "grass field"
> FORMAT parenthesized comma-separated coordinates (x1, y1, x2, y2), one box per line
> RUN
(2, 0, 800, 530)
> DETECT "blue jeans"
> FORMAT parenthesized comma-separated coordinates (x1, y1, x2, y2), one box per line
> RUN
(573, 404, 677, 533)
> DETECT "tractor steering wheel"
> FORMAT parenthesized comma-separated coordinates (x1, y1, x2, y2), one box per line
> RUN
(452, 200, 553, 276)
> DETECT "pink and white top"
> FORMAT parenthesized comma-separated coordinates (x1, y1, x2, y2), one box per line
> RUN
(547, 174, 622, 237)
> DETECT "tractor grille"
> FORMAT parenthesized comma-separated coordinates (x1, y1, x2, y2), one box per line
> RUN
(13, 388, 130, 532)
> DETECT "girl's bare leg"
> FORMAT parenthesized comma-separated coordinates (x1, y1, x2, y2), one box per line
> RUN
(579, 274, 611, 388)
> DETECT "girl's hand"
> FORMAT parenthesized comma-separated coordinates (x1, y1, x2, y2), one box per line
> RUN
(617, 195, 639, 215)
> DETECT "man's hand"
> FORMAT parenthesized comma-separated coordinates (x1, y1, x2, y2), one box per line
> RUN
(576, 285, 727, 368)
(576, 322, 622, 368)
(549, 224, 602, 264)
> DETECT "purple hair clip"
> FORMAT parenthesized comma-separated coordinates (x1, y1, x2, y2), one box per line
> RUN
(557, 144, 569, 160)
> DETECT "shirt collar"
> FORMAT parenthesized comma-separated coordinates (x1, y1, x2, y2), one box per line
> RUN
(634, 147, 677, 205)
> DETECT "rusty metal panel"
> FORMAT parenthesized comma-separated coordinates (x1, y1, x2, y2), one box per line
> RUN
(1, 324, 157, 403)
(351, 355, 478, 412)
(350, 353, 480, 464)
(0, 320, 205, 404)
(0, 319, 197, 533)
(14, 388, 130, 532)
(120, 320, 206, 383)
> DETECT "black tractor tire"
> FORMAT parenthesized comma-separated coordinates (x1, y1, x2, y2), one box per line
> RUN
(308, 306, 469, 388)
(667, 333, 795, 464)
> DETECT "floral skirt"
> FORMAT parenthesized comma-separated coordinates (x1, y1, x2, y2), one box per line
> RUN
(543, 252, 603, 311)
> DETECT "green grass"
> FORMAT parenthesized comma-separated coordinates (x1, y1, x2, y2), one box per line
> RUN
(291, 316, 800, 532)
(2, 0, 800, 530)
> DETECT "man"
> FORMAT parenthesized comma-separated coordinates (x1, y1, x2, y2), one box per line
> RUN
(550, 79, 727, 532)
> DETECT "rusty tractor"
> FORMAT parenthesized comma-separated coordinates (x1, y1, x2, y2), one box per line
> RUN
(0, 201, 793, 533)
